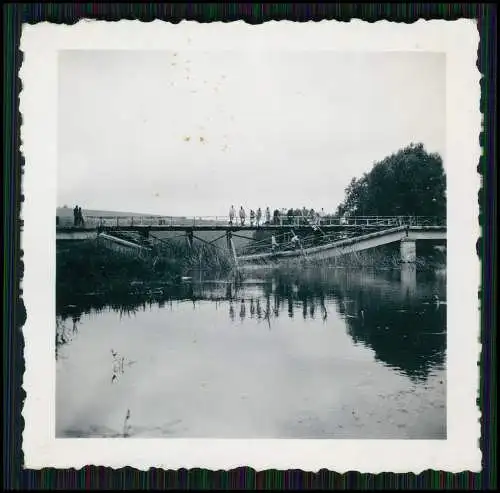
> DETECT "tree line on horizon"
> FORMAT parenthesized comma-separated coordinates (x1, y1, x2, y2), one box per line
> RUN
(335, 143, 446, 220)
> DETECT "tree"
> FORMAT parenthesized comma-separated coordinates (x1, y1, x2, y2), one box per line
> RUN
(336, 143, 446, 219)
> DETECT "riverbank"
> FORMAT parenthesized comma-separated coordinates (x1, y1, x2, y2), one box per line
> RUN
(56, 239, 445, 315)
(317, 242, 446, 270)
(56, 240, 233, 311)
(240, 243, 446, 272)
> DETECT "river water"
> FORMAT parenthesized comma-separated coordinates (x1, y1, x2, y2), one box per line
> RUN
(56, 265, 446, 439)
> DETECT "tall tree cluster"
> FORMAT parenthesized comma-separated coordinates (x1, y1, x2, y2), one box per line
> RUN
(336, 143, 446, 220)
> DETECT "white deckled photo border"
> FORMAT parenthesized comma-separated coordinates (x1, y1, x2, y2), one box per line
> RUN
(20, 19, 481, 472)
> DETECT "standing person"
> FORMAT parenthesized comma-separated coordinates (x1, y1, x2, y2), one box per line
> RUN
(73, 205, 78, 227)
(77, 206, 81, 226)
(229, 205, 236, 225)
(78, 206, 84, 227)
(239, 206, 246, 226)
(316, 211, 321, 227)
(256, 207, 262, 227)
(250, 209, 255, 227)
(265, 206, 271, 225)
(319, 208, 325, 225)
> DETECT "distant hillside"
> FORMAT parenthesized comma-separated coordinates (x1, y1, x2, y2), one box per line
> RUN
(57, 207, 164, 218)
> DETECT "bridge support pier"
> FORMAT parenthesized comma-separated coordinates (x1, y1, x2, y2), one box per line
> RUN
(226, 231, 239, 266)
(400, 239, 416, 263)
(186, 230, 194, 249)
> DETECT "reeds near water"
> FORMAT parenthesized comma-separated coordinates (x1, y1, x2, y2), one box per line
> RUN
(149, 236, 233, 272)
(312, 247, 446, 270)
(56, 238, 444, 316)
(56, 239, 233, 307)
(240, 243, 446, 272)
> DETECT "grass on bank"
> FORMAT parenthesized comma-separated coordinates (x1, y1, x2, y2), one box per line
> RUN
(244, 242, 446, 272)
(314, 242, 446, 270)
(56, 239, 233, 299)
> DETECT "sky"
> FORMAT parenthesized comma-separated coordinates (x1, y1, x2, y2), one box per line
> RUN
(58, 50, 445, 217)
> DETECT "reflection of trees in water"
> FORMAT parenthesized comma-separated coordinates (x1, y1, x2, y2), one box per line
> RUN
(56, 269, 445, 380)
(341, 290, 446, 382)
(272, 268, 445, 381)
(327, 270, 445, 382)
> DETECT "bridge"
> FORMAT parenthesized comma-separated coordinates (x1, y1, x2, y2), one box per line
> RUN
(56, 215, 446, 265)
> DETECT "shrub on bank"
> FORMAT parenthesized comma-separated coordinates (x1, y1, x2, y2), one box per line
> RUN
(56, 239, 233, 304)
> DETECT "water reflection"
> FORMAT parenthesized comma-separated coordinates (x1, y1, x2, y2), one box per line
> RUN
(57, 267, 446, 383)
(400, 264, 417, 297)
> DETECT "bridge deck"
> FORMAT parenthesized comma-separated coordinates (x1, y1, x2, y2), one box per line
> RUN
(56, 214, 444, 231)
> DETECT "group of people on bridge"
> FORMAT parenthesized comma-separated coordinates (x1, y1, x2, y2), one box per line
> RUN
(228, 205, 327, 228)
(73, 205, 85, 227)
(228, 205, 271, 227)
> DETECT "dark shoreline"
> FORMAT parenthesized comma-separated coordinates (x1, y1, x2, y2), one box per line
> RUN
(56, 240, 445, 317)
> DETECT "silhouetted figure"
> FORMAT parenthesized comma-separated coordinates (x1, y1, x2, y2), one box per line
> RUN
(229, 303, 235, 322)
(250, 209, 255, 227)
(77, 206, 84, 227)
(73, 205, 79, 226)
(250, 298, 255, 318)
(265, 207, 271, 225)
(273, 209, 280, 225)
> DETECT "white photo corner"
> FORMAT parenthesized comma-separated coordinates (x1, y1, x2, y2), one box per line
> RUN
(20, 19, 481, 472)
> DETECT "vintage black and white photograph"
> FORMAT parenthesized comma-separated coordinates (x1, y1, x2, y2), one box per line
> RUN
(21, 20, 480, 471)
(54, 48, 448, 440)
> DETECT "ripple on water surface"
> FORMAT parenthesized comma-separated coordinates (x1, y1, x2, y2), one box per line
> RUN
(56, 267, 446, 439)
